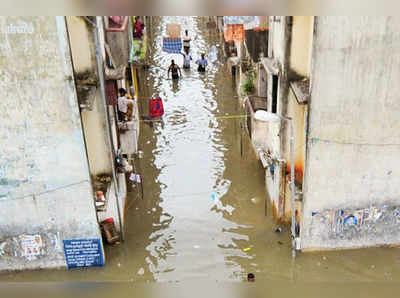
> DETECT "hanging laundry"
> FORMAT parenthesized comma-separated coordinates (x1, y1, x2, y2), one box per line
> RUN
(166, 24, 181, 38)
(162, 37, 182, 53)
(223, 16, 256, 25)
(149, 97, 164, 118)
(224, 24, 245, 42)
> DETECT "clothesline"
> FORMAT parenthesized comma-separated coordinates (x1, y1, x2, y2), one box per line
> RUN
(137, 114, 248, 123)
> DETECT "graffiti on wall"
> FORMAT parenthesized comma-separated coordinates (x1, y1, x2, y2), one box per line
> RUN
(311, 205, 400, 238)
(0, 232, 61, 261)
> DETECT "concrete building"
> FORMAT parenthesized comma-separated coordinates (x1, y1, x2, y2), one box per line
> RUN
(66, 16, 140, 236)
(0, 16, 141, 271)
(254, 16, 400, 251)
(0, 16, 104, 271)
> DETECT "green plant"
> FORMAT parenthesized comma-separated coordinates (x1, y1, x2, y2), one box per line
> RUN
(242, 70, 255, 95)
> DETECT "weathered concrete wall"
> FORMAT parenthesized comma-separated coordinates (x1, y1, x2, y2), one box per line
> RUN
(301, 17, 400, 250)
(65, 17, 97, 79)
(257, 63, 268, 97)
(66, 17, 112, 177)
(280, 89, 307, 223)
(80, 89, 113, 176)
(285, 89, 307, 184)
(0, 17, 103, 270)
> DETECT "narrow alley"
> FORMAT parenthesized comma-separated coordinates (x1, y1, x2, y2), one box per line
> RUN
(3, 16, 400, 284)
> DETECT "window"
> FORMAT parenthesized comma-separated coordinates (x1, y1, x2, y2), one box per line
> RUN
(272, 74, 278, 113)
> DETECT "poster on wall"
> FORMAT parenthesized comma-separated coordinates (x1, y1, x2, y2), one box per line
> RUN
(20, 234, 44, 261)
(63, 238, 104, 269)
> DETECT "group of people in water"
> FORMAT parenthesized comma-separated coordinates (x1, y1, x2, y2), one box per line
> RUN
(168, 30, 208, 80)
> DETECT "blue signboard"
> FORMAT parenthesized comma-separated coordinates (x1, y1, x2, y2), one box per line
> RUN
(63, 238, 104, 269)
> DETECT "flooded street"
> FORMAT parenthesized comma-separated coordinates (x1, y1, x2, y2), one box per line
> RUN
(3, 16, 400, 284)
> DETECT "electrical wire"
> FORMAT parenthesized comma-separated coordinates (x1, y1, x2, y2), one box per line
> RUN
(0, 180, 90, 203)
(308, 136, 400, 147)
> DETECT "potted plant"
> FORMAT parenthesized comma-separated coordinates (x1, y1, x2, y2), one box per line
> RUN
(242, 70, 256, 95)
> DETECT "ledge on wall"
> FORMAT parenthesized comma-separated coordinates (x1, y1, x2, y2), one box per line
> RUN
(290, 78, 310, 104)
(76, 83, 97, 111)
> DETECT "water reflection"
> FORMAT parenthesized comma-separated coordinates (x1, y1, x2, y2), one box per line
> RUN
(137, 16, 258, 281)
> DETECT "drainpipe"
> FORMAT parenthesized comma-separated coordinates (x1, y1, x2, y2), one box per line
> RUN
(288, 119, 296, 258)
(86, 16, 124, 241)
(279, 116, 296, 258)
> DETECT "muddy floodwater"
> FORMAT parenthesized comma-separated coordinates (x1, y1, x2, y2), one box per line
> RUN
(3, 16, 400, 283)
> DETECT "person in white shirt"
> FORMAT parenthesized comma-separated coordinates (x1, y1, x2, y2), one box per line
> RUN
(183, 30, 191, 52)
(181, 47, 192, 69)
(118, 88, 134, 121)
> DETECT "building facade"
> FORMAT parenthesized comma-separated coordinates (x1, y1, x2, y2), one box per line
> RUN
(0, 16, 104, 270)
(0, 16, 143, 271)
(252, 16, 400, 251)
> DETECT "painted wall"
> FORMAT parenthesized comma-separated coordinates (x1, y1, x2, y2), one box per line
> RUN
(285, 89, 307, 185)
(301, 17, 400, 250)
(0, 17, 103, 270)
(280, 89, 307, 223)
(289, 16, 313, 78)
(65, 17, 96, 78)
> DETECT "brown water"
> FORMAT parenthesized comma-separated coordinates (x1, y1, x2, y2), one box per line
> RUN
(2, 16, 400, 284)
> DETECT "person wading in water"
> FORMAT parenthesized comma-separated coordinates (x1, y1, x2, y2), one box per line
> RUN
(183, 29, 191, 52)
(168, 59, 182, 80)
(181, 47, 192, 69)
(196, 53, 208, 72)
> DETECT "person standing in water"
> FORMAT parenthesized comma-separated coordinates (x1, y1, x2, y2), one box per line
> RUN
(168, 59, 182, 80)
(196, 54, 208, 72)
(183, 29, 191, 52)
(181, 47, 192, 69)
